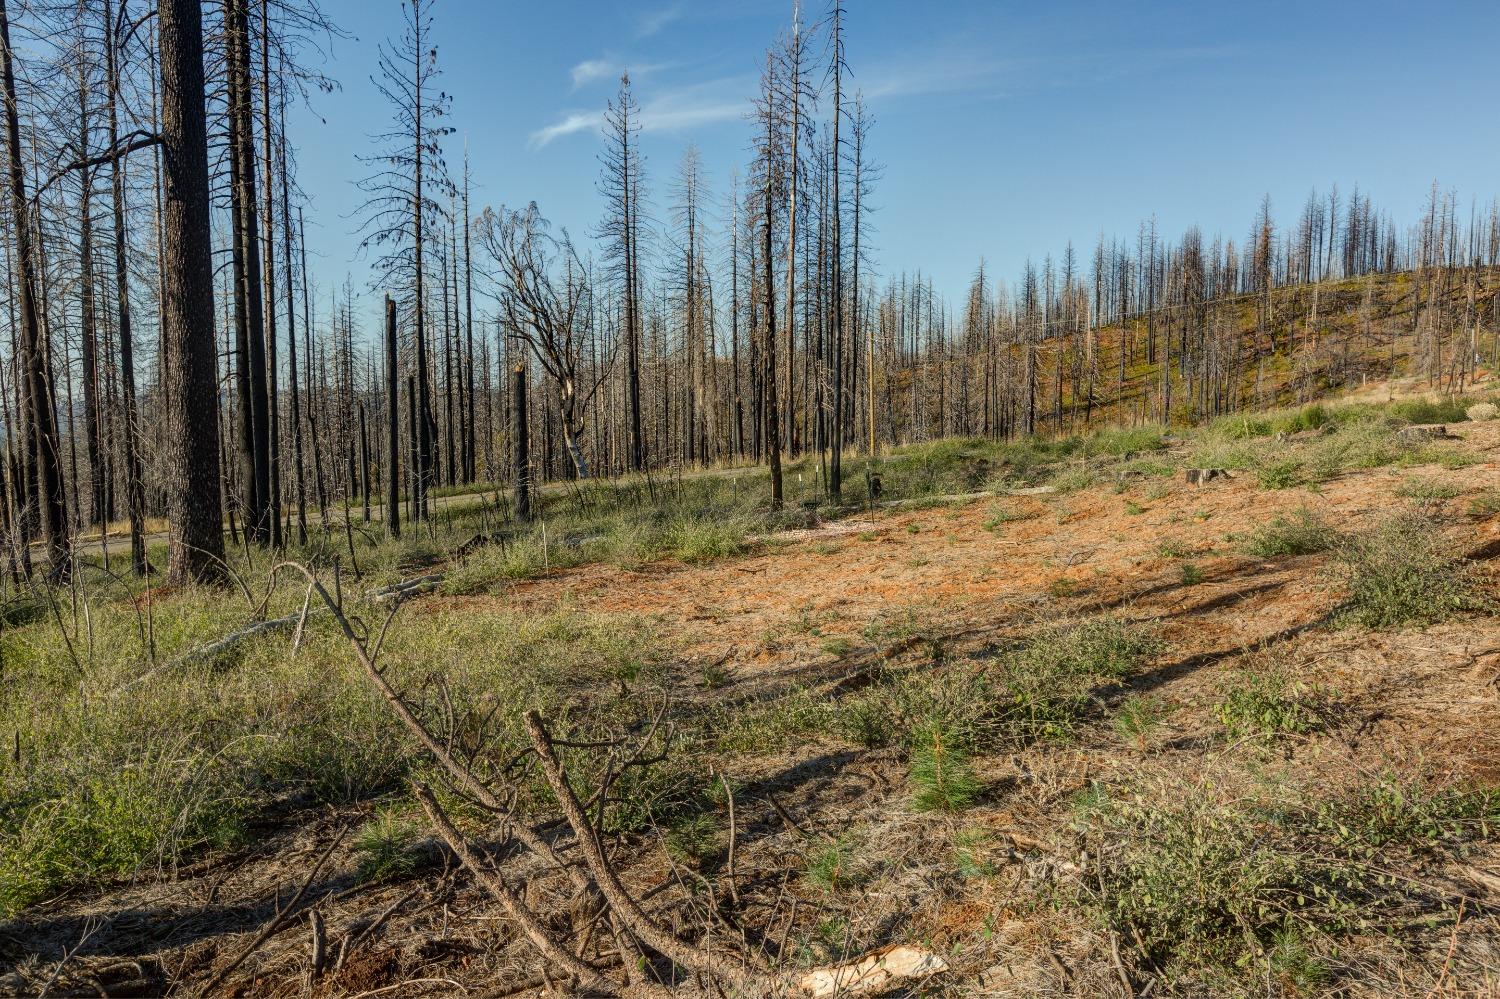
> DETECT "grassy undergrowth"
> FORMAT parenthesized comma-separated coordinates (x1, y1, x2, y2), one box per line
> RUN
(0, 606, 658, 914)
(1336, 511, 1486, 628)
(707, 613, 1160, 795)
(1080, 769, 1500, 989)
(0, 387, 1494, 922)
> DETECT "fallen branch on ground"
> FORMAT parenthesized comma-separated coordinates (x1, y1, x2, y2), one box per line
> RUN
(195, 558, 953, 997)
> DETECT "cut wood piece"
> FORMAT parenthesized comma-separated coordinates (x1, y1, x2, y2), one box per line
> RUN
(1184, 468, 1229, 485)
(368, 573, 445, 604)
(800, 944, 949, 997)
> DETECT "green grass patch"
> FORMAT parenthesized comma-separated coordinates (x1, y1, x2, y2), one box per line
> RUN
(1335, 513, 1486, 628)
(1257, 460, 1304, 490)
(354, 807, 422, 883)
(1242, 507, 1339, 558)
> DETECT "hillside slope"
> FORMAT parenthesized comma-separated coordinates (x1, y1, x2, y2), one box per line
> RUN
(3, 396, 1500, 996)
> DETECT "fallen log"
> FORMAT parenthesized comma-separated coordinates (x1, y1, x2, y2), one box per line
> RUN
(368, 573, 446, 605)
(108, 570, 449, 698)
(106, 612, 307, 698)
(1395, 424, 1458, 444)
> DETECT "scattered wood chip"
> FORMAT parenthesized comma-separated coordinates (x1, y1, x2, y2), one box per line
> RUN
(799, 944, 948, 998)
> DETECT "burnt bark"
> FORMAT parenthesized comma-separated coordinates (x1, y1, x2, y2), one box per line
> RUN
(159, 0, 227, 583)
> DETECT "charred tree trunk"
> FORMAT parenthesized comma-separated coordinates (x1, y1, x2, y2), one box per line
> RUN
(104, 0, 147, 574)
(224, 0, 269, 544)
(384, 295, 401, 538)
(158, 0, 226, 583)
(358, 400, 371, 522)
(259, 0, 281, 546)
(0, 0, 69, 577)
(76, 79, 106, 528)
(283, 124, 307, 544)
(827, 6, 845, 501)
(462, 166, 477, 482)
(510, 362, 530, 521)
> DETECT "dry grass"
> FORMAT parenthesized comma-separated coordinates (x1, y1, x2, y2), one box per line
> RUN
(3, 391, 1500, 996)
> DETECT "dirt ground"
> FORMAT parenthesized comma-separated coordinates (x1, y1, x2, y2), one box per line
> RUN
(6, 420, 1500, 997)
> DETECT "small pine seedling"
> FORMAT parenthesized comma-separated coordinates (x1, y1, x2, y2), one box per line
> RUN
(909, 724, 981, 812)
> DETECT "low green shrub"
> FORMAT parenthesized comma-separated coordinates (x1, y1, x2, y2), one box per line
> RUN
(1085, 425, 1168, 457)
(1257, 460, 1303, 490)
(1088, 783, 1321, 975)
(1113, 693, 1171, 750)
(1000, 616, 1160, 739)
(0, 750, 249, 915)
(1242, 507, 1339, 558)
(664, 812, 720, 865)
(908, 723, 981, 812)
(354, 807, 421, 883)
(982, 501, 1033, 532)
(1314, 770, 1500, 856)
(1051, 466, 1099, 494)
(1393, 476, 1462, 503)
(1390, 397, 1469, 425)
(1085, 770, 1499, 984)
(1157, 539, 1191, 559)
(1335, 513, 1485, 628)
(805, 836, 861, 893)
(1468, 490, 1500, 518)
(1214, 665, 1324, 738)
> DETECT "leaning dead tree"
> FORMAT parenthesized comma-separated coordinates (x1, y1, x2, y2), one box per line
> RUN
(481, 203, 613, 480)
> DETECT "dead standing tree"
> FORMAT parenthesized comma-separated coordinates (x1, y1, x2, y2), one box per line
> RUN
(752, 50, 788, 508)
(159, 0, 227, 583)
(222, 0, 272, 545)
(0, 0, 71, 578)
(597, 71, 646, 473)
(480, 203, 613, 480)
(354, 0, 454, 520)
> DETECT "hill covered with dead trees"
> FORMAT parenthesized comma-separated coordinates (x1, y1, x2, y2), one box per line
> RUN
(0, 0, 1496, 585)
(1, 1, 1500, 996)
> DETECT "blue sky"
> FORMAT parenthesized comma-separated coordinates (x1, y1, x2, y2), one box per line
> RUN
(288, 0, 1500, 326)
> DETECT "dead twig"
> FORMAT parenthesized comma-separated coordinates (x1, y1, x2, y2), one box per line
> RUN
(525, 710, 767, 984)
(411, 783, 628, 997)
(200, 824, 347, 996)
(336, 884, 424, 970)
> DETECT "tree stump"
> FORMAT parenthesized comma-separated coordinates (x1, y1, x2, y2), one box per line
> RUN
(1185, 468, 1229, 486)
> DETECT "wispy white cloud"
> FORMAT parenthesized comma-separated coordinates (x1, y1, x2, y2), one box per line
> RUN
(529, 111, 607, 148)
(860, 51, 1016, 101)
(570, 58, 617, 91)
(635, 2, 686, 38)
(529, 75, 752, 149)
(569, 57, 674, 92)
(639, 98, 744, 132)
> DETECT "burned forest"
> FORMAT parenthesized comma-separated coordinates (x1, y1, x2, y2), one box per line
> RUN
(2, 2, 1500, 997)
